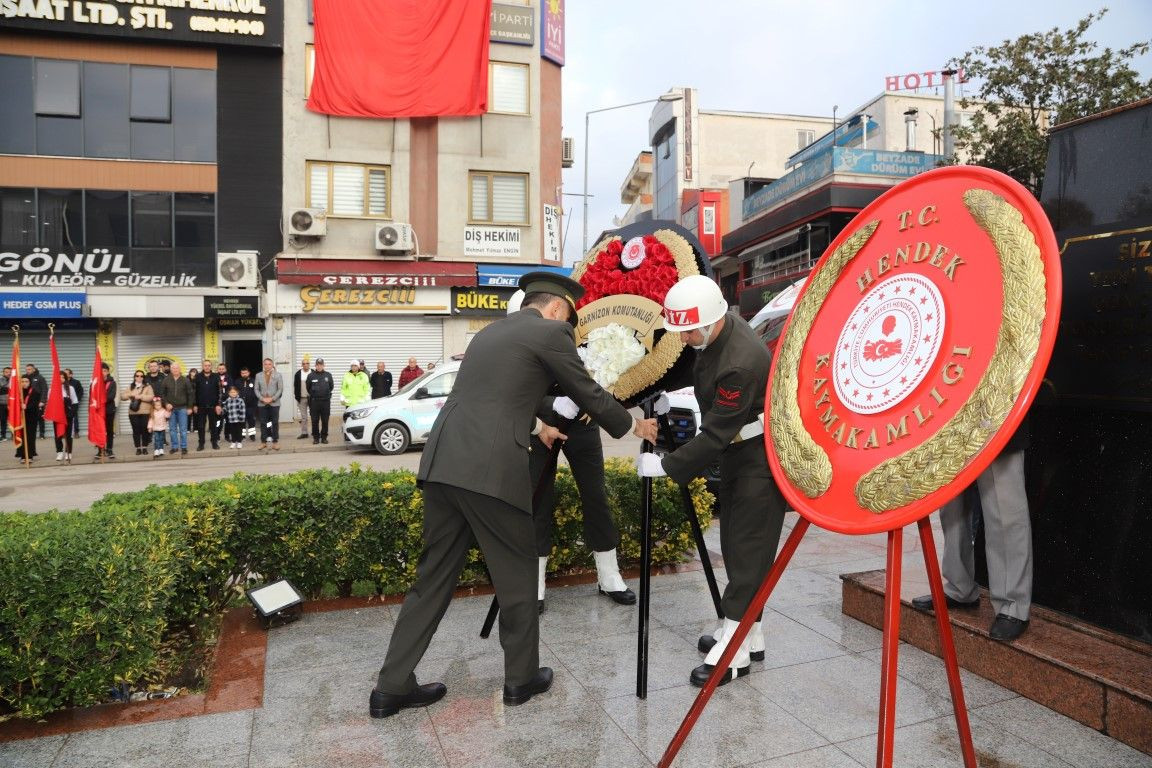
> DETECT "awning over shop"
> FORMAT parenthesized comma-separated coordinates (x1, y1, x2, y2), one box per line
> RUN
(275, 258, 477, 287)
(476, 263, 571, 288)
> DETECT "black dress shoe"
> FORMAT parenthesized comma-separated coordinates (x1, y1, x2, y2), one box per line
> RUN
(598, 586, 637, 605)
(503, 667, 553, 706)
(690, 662, 749, 688)
(320, 438, 329, 444)
(538, 600, 545, 614)
(697, 634, 766, 662)
(197, 444, 204, 451)
(989, 614, 1029, 641)
(910, 593, 979, 612)
(369, 682, 447, 718)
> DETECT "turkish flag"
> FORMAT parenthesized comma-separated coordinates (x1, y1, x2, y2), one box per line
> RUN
(88, 348, 106, 450)
(306, 0, 491, 119)
(43, 334, 67, 439)
(7, 339, 23, 450)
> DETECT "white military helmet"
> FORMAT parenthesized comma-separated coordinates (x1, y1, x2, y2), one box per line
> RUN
(662, 275, 727, 332)
(506, 289, 526, 315)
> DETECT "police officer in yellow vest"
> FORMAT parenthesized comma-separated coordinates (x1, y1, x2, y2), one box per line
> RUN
(637, 275, 787, 686)
(370, 272, 659, 718)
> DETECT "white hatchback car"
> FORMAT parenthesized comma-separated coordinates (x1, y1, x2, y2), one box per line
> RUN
(342, 360, 461, 455)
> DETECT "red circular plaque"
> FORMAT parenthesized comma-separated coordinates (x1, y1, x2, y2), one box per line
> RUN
(766, 166, 1061, 535)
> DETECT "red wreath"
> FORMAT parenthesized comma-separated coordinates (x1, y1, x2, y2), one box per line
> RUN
(575, 235, 681, 309)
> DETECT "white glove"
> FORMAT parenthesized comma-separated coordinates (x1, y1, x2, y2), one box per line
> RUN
(653, 394, 670, 416)
(552, 396, 579, 419)
(636, 453, 667, 477)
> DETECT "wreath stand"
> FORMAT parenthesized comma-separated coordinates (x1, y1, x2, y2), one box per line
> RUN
(657, 514, 976, 767)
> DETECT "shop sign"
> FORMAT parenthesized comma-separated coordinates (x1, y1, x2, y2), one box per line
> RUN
(204, 295, 259, 319)
(542, 204, 561, 263)
(451, 286, 516, 316)
(541, 0, 564, 65)
(216, 317, 265, 328)
(0, 291, 85, 318)
(0, 248, 201, 287)
(274, 258, 476, 287)
(491, 3, 533, 45)
(296, 285, 449, 314)
(464, 226, 522, 259)
(476, 263, 570, 288)
(0, 0, 283, 48)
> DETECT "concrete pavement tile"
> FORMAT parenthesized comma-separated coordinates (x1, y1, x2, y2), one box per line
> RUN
(837, 712, 1076, 768)
(49, 711, 252, 768)
(746, 743, 865, 767)
(536, 582, 642, 642)
(806, 555, 890, 576)
(438, 710, 650, 768)
(249, 727, 448, 768)
(758, 567, 843, 609)
(746, 654, 953, 743)
(0, 734, 64, 768)
(775, 600, 884, 653)
(973, 696, 1152, 768)
(265, 607, 394, 672)
(545, 626, 700, 700)
(600, 682, 828, 767)
(860, 643, 1018, 709)
(636, 578, 731, 634)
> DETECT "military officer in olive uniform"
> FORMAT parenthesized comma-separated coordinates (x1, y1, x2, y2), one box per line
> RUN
(370, 273, 659, 719)
(637, 275, 786, 687)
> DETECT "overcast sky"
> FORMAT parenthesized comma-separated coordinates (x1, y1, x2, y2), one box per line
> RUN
(557, 1, 1152, 263)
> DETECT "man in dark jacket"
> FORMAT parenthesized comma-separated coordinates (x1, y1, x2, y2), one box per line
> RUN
(370, 272, 658, 719)
(237, 366, 259, 441)
(25, 364, 46, 437)
(97, 362, 118, 460)
(640, 276, 786, 688)
(305, 358, 335, 444)
(194, 359, 222, 450)
(369, 361, 393, 399)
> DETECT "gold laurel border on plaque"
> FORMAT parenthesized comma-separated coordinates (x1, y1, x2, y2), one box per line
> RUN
(769, 221, 880, 499)
(855, 189, 1046, 512)
(571, 229, 699, 401)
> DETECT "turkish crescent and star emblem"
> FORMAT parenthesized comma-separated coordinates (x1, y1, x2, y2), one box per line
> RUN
(766, 166, 1062, 535)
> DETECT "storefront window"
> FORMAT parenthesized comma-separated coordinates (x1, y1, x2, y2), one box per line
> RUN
(0, 188, 37, 248)
(84, 190, 130, 249)
(37, 189, 84, 251)
(131, 192, 173, 248)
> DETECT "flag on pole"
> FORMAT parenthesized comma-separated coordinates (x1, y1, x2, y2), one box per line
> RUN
(88, 348, 106, 450)
(44, 334, 67, 439)
(7, 337, 23, 449)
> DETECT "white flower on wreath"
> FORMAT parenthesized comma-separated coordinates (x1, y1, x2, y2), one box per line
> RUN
(578, 323, 646, 390)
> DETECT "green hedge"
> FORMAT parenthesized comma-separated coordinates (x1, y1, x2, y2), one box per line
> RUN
(0, 463, 712, 720)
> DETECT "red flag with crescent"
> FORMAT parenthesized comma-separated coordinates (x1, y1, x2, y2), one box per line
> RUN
(7, 338, 23, 449)
(88, 348, 106, 449)
(43, 335, 67, 439)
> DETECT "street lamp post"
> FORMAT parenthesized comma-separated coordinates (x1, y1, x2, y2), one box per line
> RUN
(582, 92, 682, 256)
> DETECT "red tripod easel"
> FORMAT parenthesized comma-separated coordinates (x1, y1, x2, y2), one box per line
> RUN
(658, 513, 976, 768)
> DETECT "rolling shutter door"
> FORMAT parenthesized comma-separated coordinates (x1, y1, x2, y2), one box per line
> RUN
(115, 320, 203, 438)
(12, 330, 98, 437)
(292, 316, 443, 417)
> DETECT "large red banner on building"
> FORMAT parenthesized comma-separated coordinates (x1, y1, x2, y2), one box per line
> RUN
(307, 0, 491, 119)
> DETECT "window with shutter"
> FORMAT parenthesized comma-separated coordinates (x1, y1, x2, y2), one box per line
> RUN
(305, 161, 391, 218)
(468, 172, 528, 225)
(489, 62, 529, 115)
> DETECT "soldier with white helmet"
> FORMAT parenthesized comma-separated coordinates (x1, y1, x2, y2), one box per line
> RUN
(637, 274, 787, 686)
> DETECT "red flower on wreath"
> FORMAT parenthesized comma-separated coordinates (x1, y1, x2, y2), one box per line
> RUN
(576, 235, 681, 309)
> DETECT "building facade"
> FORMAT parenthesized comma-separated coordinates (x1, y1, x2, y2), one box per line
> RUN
(269, 0, 566, 422)
(0, 3, 283, 437)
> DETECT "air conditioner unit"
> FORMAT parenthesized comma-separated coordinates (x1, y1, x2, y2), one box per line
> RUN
(286, 207, 326, 236)
(375, 222, 415, 252)
(561, 137, 575, 168)
(216, 251, 258, 289)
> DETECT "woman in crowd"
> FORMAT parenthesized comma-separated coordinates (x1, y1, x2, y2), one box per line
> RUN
(121, 369, 154, 456)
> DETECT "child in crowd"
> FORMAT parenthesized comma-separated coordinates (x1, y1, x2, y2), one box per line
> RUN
(148, 396, 171, 458)
(223, 385, 246, 449)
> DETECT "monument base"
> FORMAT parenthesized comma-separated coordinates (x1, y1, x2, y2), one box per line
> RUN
(841, 569, 1152, 757)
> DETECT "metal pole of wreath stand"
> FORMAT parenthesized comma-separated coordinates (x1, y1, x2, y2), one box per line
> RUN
(657, 516, 977, 768)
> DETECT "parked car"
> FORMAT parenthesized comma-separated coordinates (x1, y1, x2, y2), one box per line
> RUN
(343, 359, 461, 455)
